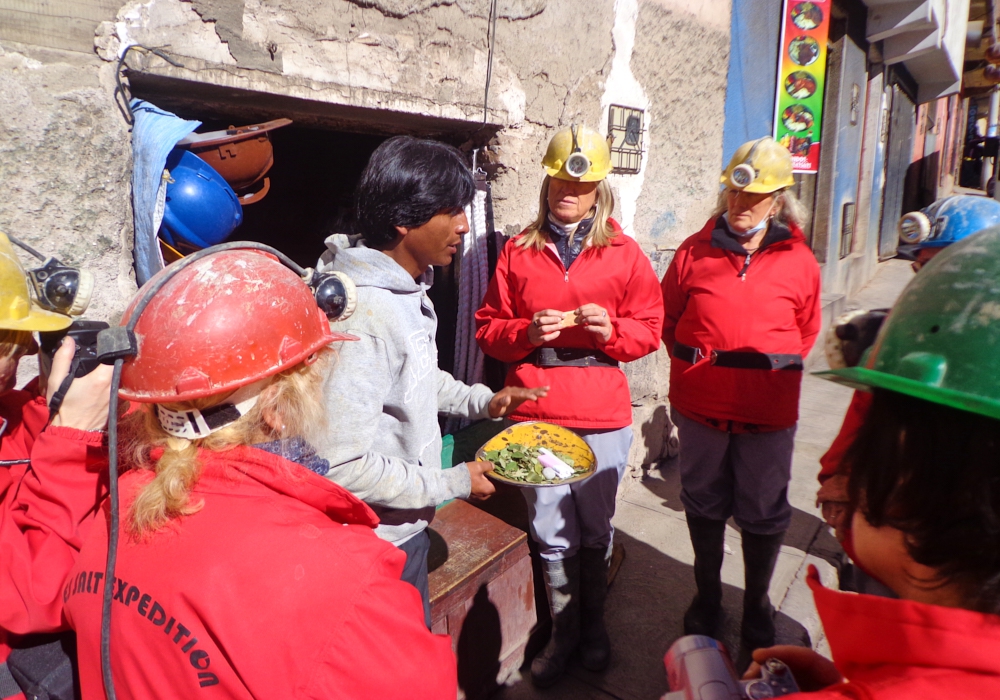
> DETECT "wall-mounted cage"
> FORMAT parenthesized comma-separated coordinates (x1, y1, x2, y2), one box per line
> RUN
(608, 104, 645, 174)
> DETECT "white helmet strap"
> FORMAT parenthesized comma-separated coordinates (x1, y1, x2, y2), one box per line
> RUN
(156, 378, 270, 440)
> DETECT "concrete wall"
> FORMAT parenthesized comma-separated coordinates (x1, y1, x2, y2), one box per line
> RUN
(0, 0, 732, 467)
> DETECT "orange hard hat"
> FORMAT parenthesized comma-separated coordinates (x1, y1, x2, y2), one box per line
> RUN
(119, 249, 354, 403)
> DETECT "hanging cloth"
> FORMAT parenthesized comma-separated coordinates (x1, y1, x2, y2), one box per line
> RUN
(130, 99, 201, 286)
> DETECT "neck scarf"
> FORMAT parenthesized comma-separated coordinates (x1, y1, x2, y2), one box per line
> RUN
(545, 213, 596, 269)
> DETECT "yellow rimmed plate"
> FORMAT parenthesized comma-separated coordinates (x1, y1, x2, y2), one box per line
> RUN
(476, 421, 597, 488)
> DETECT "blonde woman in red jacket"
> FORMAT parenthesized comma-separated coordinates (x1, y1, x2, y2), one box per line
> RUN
(0, 248, 457, 700)
(476, 125, 663, 687)
(661, 137, 821, 651)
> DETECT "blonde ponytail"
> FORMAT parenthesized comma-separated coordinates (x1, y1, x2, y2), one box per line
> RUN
(123, 349, 332, 537)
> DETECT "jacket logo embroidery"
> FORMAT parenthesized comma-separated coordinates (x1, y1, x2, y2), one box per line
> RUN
(403, 330, 434, 404)
(64, 570, 219, 688)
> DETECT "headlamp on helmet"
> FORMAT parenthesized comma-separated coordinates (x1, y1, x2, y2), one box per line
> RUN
(563, 125, 592, 179)
(898, 211, 931, 245)
(728, 139, 764, 190)
(8, 235, 93, 316)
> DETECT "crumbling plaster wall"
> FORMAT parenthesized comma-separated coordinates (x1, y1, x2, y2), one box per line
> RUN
(0, 0, 730, 467)
(100, 0, 729, 467)
(0, 42, 136, 325)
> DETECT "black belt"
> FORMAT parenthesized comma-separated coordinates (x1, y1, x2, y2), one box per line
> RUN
(673, 342, 803, 371)
(526, 347, 619, 368)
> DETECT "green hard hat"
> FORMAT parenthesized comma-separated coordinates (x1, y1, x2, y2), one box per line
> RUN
(816, 227, 1000, 420)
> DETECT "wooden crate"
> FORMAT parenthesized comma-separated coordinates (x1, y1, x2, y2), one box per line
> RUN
(429, 500, 536, 700)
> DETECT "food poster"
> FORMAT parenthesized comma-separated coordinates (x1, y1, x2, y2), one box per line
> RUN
(773, 0, 830, 173)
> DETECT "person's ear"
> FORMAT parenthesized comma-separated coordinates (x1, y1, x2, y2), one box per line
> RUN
(258, 385, 283, 435)
(394, 225, 410, 237)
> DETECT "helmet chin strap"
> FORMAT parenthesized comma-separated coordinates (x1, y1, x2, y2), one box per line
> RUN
(155, 378, 270, 440)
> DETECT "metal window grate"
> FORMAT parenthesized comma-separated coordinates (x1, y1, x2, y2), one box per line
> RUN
(607, 105, 645, 174)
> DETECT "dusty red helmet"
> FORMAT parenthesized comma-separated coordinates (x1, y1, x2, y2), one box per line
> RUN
(119, 249, 354, 403)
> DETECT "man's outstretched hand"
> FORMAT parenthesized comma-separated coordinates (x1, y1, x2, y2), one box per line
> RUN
(488, 385, 549, 419)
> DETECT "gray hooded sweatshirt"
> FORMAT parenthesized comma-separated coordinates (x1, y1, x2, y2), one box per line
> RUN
(315, 234, 495, 545)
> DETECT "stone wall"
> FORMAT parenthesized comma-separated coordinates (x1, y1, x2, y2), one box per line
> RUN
(0, 43, 135, 320)
(0, 0, 732, 466)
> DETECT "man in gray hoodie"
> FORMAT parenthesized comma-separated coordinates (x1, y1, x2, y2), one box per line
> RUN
(317, 136, 547, 625)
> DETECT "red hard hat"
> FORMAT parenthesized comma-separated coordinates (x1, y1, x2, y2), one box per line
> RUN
(119, 249, 355, 403)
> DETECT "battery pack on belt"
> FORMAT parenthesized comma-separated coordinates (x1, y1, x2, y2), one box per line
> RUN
(673, 342, 803, 371)
(527, 347, 619, 368)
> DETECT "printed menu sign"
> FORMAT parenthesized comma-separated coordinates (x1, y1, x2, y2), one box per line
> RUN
(773, 0, 831, 173)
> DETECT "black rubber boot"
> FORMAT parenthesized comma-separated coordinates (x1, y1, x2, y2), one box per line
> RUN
(531, 555, 581, 688)
(741, 530, 785, 651)
(579, 547, 611, 672)
(683, 514, 727, 636)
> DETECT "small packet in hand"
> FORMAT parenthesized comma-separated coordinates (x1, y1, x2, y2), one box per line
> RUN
(558, 310, 581, 329)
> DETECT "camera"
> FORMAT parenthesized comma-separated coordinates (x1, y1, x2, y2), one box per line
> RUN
(38, 320, 110, 379)
(662, 635, 799, 699)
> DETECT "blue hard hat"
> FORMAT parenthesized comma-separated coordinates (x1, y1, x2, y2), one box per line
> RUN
(897, 195, 1000, 259)
(160, 148, 243, 250)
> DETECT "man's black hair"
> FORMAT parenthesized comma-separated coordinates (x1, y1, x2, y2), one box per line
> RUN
(846, 389, 1000, 613)
(354, 135, 476, 249)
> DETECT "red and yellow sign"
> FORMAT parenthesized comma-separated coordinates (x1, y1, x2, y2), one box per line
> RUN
(773, 0, 831, 173)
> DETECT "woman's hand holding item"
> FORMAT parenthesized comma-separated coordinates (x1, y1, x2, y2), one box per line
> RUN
(528, 309, 565, 346)
(46, 337, 114, 431)
(743, 645, 844, 692)
(488, 385, 550, 418)
(578, 303, 613, 343)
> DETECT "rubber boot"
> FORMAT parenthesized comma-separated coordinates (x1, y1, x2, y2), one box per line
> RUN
(531, 555, 581, 688)
(741, 530, 785, 651)
(579, 547, 611, 672)
(683, 514, 727, 637)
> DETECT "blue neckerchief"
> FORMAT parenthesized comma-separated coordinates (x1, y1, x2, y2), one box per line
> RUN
(253, 437, 330, 476)
(544, 213, 595, 270)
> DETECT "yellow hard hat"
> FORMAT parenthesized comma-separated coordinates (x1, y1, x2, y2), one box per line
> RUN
(0, 232, 72, 332)
(542, 124, 612, 182)
(721, 137, 795, 193)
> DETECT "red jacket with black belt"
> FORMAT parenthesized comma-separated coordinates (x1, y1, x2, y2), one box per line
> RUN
(475, 219, 664, 430)
(2, 444, 456, 700)
(661, 217, 822, 429)
(801, 566, 1000, 699)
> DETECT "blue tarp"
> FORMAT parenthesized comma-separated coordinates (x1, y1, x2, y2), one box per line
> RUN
(722, 0, 782, 166)
(130, 100, 201, 286)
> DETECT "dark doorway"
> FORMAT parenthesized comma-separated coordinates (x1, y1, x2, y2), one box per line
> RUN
(191, 118, 387, 266)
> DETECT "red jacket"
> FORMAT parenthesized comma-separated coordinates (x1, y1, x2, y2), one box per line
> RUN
(9, 443, 456, 699)
(800, 566, 1000, 699)
(475, 219, 664, 429)
(0, 382, 72, 700)
(0, 379, 49, 494)
(818, 390, 871, 482)
(661, 218, 821, 428)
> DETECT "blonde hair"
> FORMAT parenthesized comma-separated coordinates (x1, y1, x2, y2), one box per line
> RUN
(0, 330, 35, 361)
(713, 187, 810, 230)
(123, 350, 332, 537)
(516, 176, 618, 251)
